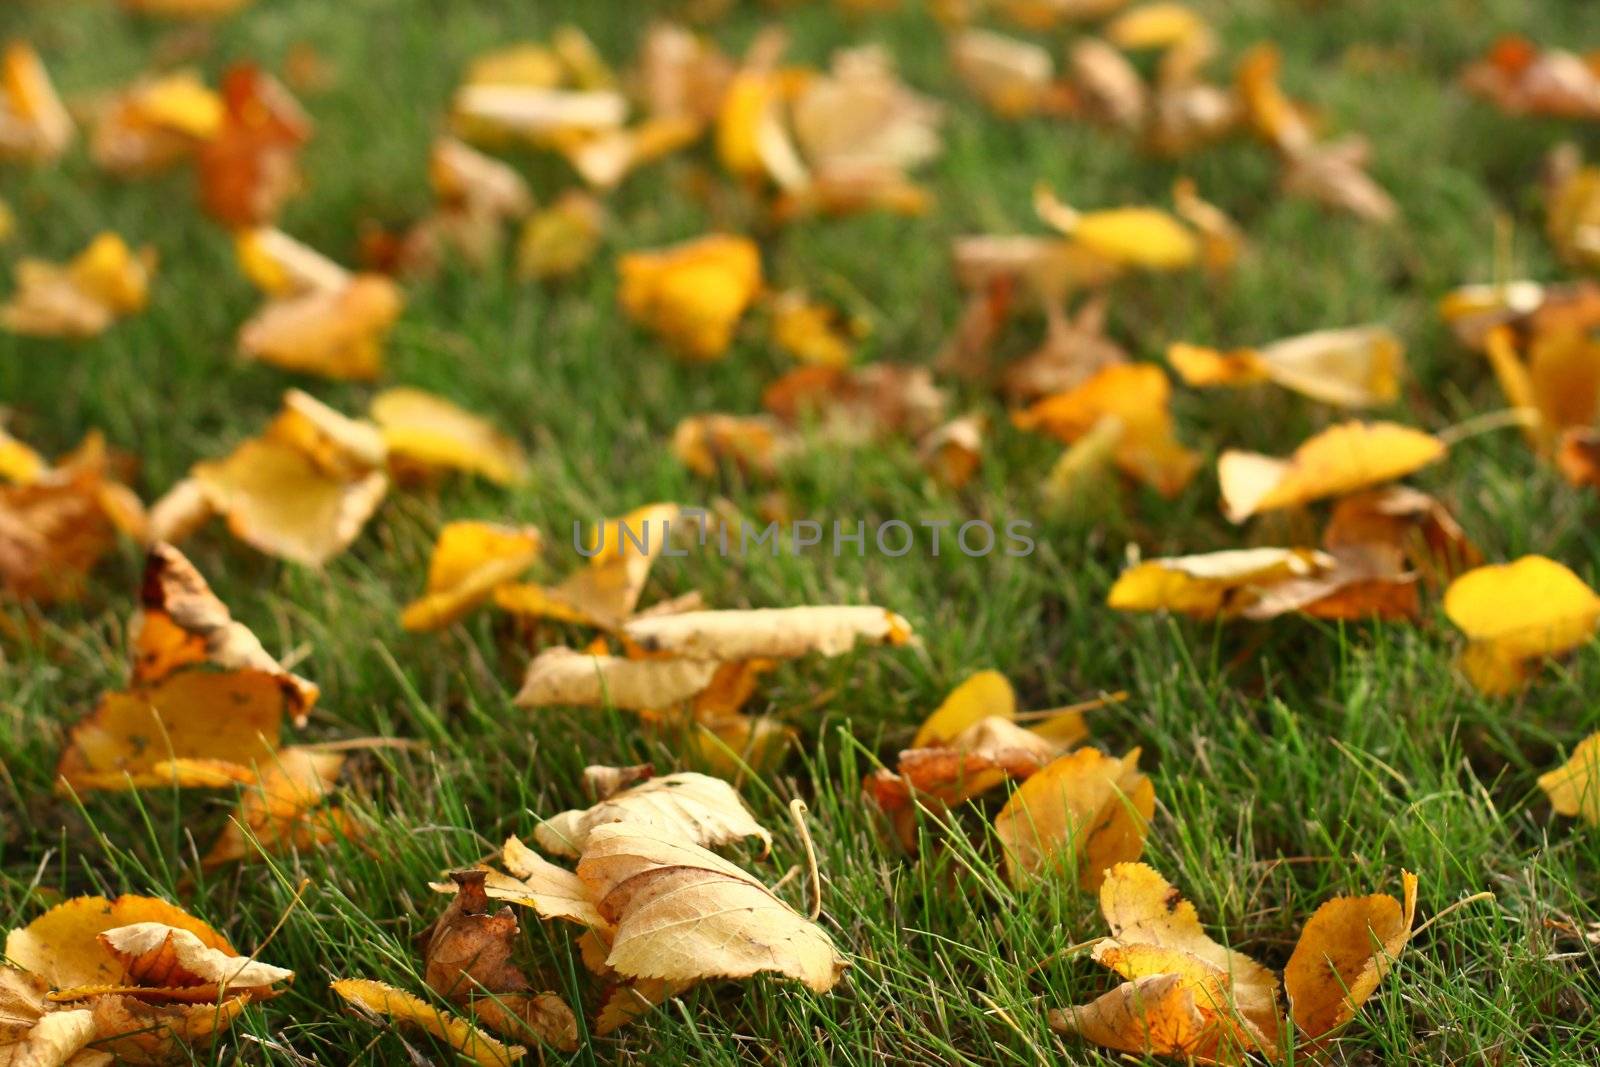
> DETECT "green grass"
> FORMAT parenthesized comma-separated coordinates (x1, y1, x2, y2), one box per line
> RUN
(4, 0, 1600, 1063)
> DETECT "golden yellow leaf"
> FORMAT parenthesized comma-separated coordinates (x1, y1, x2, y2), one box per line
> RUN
(90, 70, 221, 176)
(1171, 326, 1403, 408)
(119, 0, 254, 14)
(770, 291, 858, 367)
(0, 43, 73, 163)
(1284, 871, 1418, 1045)
(95, 924, 293, 995)
(235, 228, 350, 297)
(1539, 731, 1600, 825)
(1108, 548, 1330, 618)
(493, 836, 611, 930)
(914, 670, 1016, 747)
(0, 1003, 103, 1067)
(617, 234, 762, 360)
(514, 647, 719, 711)
(331, 979, 524, 1067)
(1037, 187, 1198, 270)
(576, 824, 846, 992)
(534, 772, 771, 858)
(1, 234, 156, 339)
(684, 714, 796, 779)
(623, 604, 913, 661)
(1051, 973, 1234, 1065)
(85, 995, 249, 1067)
(200, 747, 349, 867)
(994, 748, 1154, 889)
(495, 503, 681, 630)
(401, 521, 542, 631)
(239, 273, 403, 380)
(1015, 363, 1200, 497)
(1218, 421, 1446, 523)
(1444, 556, 1600, 694)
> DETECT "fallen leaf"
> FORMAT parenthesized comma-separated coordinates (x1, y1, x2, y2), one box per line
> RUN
(623, 604, 912, 660)
(198, 64, 312, 227)
(1461, 36, 1600, 120)
(1444, 556, 1600, 694)
(672, 413, 795, 478)
(1108, 547, 1331, 618)
(55, 543, 316, 792)
(423, 871, 577, 1051)
(576, 823, 847, 992)
(239, 272, 404, 380)
(514, 647, 720, 712)
(617, 234, 762, 360)
(1015, 363, 1200, 496)
(1539, 731, 1600, 825)
(1559, 427, 1600, 489)
(918, 414, 984, 489)
(1218, 421, 1446, 523)
(994, 747, 1154, 889)
(1036, 187, 1198, 271)
(372, 388, 527, 486)
(90, 70, 221, 176)
(332, 979, 525, 1067)
(0, 432, 146, 604)
(402, 521, 542, 631)
(535, 772, 771, 858)
(199, 747, 350, 867)
(1284, 871, 1418, 1046)
(1, 233, 157, 339)
(0, 43, 73, 163)
(1169, 325, 1404, 407)
(1051, 861, 1280, 1063)
(164, 389, 388, 565)
(950, 30, 1065, 118)
(495, 503, 682, 631)
(770, 291, 860, 368)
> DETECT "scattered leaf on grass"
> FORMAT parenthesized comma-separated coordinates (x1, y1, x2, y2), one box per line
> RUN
(402, 521, 542, 631)
(0, 43, 73, 163)
(1539, 731, 1600, 825)
(617, 234, 762, 360)
(1218, 420, 1445, 523)
(535, 771, 771, 858)
(0, 233, 156, 339)
(1444, 556, 1600, 694)
(1169, 325, 1403, 408)
(332, 979, 525, 1067)
(994, 747, 1154, 889)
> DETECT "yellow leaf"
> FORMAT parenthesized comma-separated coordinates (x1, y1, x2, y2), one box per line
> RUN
(1444, 556, 1600, 694)
(770, 292, 858, 367)
(1037, 188, 1198, 270)
(672, 413, 793, 478)
(534, 772, 771, 858)
(1538, 731, 1600, 824)
(576, 824, 847, 993)
(1172, 326, 1403, 408)
(331, 979, 524, 1067)
(0, 42, 74, 163)
(913, 670, 1016, 747)
(200, 747, 350, 867)
(623, 605, 913, 660)
(495, 503, 680, 630)
(372, 388, 527, 486)
(1284, 871, 1418, 1045)
(1107, 547, 1330, 618)
(993, 747, 1154, 889)
(1218, 420, 1446, 522)
(514, 647, 719, 712)
(1105, 3, 1209, 51)
(617, 234, 762, 360)
(235, 228, 350, 297)
(402, 521, 542, 631)
(238, 274, 403, 380)
(1, 234, 155, 339)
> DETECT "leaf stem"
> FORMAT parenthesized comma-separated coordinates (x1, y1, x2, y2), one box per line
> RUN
(788, 798, 822, 920)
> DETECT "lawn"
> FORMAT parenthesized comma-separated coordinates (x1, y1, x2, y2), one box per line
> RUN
(3, 0, 1599, 1064)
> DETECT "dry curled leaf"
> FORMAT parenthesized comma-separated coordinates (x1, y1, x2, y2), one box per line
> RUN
(576, 823, 847, 992)
(672, 413, 795, 479)
(1539, 731, 1600, 825)
(535, 772, 771, 858)
(1284, 870, 1417, 1047)
(424, 871, 577, 1051)
(0, 431, 145, 604)
(495, 503, 682, 631)
(372, 387, 528, 486)
(1, 233, 156, 339)
(1444, 556, 1600, 694)
(0, 43, 73, 163)
(402, 521, 542, 631)
(157, 389, 388, 565)
(1169, 325, 1403, 408)
(1015, 363, 1200, 497)
(332, 979, 525, 1067)
(514, 647, 720, 712)
(56, 543, 316, 792)
(994, 748, 1154, 889)
(5, 896, 287, 1067)
(622, 604, 913, 660)
(1051, 861, 1280, 1064)
(1218, 421, 1446, 523)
